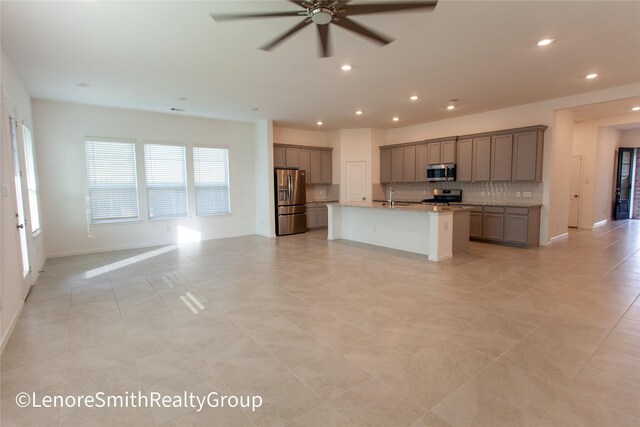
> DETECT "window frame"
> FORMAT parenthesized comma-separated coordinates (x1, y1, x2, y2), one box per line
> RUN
(143, 141, 189, 220)
(22, 123, 42, 235)
(84, 137, 141, 225)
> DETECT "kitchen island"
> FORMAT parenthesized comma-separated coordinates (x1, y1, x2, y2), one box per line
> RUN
(327, 202, 470, 261)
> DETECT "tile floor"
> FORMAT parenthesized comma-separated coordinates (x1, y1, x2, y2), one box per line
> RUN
(1, 221, 640, 426)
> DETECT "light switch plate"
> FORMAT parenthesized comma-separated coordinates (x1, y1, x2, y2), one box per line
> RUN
(516, 192, 521, 197)
(1, 184, 10, 197)
(523, 191, 533, 198)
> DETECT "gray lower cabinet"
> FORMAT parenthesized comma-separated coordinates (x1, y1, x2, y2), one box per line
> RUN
(483, 207, 505, 241)
(464, 205, 541, 247)
(307, 202, 329, 229)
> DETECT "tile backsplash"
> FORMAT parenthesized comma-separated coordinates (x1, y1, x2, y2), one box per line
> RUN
(307, 184, 339, 201)
(382, 181, 543, 204)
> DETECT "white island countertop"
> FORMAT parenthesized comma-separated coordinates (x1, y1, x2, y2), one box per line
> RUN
(327, 202, 470, 261)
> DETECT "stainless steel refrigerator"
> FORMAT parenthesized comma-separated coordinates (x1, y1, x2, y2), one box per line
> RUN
(275, 169, 307, 236)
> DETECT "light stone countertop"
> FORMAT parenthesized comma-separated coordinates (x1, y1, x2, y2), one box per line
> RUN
(329, 201, 471, 214)
(450, 201, 543, 207)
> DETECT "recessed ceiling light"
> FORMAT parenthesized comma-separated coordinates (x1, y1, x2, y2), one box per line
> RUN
(585, 73, 598, 79)
(392, 117, 399, 122)
(316, 121, 323, 126)
(76, 82, 90, 87)
(410, 95, 419, 101)
(341, 64, 352, 71)
(355, 110, 363, 115)
(537, 38, 554, 46)
(632, 106, 640, 111)
(447, 105, 455, 110)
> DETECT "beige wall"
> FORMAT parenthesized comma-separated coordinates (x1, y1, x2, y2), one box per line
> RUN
(620, 128, 640, 146)
(594, 127, 622, 223)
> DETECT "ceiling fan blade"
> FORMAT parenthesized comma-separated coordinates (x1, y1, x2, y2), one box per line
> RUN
(317, 24, 332, 58)
(211, 11, 303, 22)
(288, 0, 313, 8)
(332, 16, 393, 45)
(261, 19, 311, 51)
(342, 1, 438, 15)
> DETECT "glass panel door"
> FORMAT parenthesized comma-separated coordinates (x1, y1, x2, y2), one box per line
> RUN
(9, 117, 30, 277)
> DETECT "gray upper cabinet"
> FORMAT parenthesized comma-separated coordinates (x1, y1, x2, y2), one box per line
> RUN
(274, 146, 285, 168)
(380, 148, 391, 183)
(403, 146, 416, 182)
(285, 147, 299, 168)
(309, 150, 322, 184)
(321, 150, 332, 184)
(428, 142, 441, 165)
(491, 134, 513, 181)
(299, 149, 310, 184)
(513, 130, 544, 181)
(472, 137, 491, 182)
(416, 144, 429, 182)
(391, 147, 404, 182)
(441, 140, 456, 164)
(456, 139, 473, 182)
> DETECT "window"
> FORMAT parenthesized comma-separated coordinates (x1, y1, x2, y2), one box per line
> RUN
(144, 144, 187, 219)
(22, 125, 41, 233)
(193, 147, 230, 215)
(85, 140, 139, 223)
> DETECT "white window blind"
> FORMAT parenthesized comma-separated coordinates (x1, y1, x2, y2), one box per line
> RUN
(22, 125, 41, 233)
(144, 144, 188, 219)
(85, 140, 139, 223)
(193, 147, 230, 216)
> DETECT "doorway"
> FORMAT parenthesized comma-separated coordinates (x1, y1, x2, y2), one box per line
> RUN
(614, 147, 635, 220)
(345, 161, 367, 202)
(9, 116, 30, 277)
(569, 155, 582, 227)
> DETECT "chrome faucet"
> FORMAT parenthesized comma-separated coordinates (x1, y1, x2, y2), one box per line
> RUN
(388, 181, 397, 206)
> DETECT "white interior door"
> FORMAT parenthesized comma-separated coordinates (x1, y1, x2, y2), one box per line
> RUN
(568, 155, 582, 228)
(10, 116, 30, 277)
(345, 161, 367, 202)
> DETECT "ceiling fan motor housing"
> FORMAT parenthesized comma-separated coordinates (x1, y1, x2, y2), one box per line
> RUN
(309, 6, 335, 25)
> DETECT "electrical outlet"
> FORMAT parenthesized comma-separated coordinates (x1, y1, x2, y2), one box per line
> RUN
(523, 191, 533, 198)
(481, 191, 485, 197)
(423, 190, 426, 195)
(1, 184, 10, 197)
(516, 192, 521, 197)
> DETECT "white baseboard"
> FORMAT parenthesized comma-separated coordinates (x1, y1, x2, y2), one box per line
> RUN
(550, 232, 569, 242)
(593, 219, 609, 227)
(1, 299, 25, 353)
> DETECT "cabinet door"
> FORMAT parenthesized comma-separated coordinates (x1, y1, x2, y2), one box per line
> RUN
(491, 134, 513, 181)
(441, 140, 456, 164)
(428, 143, 441, 165)
(513, 131, 541, 181)
(483, 213, 505, 241)
(504, 214, 528, 244)
(472, 137, 491, 181)
(306, 206, 317, 229)
(416, 144, 429, 182)
(274, 146, 285, 168)
(285, 147, 299, 168)
(309, 150, 322, 184)
(391, 147, 404, 182)
(380, 148, 392, 183)
(456, 139, 473, 182)
(403, 145, 416, 182)
(317, 205, 328, 227)
(469, 212, 483, 238)
(321, 150, 332, 184)
(299, 149, 310, 184)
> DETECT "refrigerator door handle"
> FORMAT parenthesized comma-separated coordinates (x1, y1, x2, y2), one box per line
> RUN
(288, 174, 293, 203)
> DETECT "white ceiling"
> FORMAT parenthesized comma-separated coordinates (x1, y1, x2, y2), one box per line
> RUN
(2, 1, 640, 131)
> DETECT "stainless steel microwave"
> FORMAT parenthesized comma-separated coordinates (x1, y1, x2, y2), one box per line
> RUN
(427, 164, 456, 181)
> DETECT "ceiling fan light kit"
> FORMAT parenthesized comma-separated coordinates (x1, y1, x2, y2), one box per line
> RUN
(211, 0, 438, 58)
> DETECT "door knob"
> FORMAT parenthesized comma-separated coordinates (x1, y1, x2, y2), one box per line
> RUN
(574, 195, 579, 198)
(17, 224, 24, 229)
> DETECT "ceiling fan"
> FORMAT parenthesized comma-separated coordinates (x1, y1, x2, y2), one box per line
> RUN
(211, 0, 438, 58)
